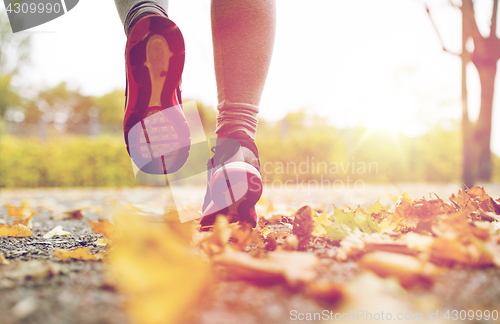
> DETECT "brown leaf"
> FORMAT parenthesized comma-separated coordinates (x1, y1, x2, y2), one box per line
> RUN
(292, 206, 316, 248)
(430, 212, 494, 266)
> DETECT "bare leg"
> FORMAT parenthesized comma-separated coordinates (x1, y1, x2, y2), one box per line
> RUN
(211, 0, 276, 140)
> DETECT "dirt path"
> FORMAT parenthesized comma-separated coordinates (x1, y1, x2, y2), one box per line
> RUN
(1, 184, 500, 324)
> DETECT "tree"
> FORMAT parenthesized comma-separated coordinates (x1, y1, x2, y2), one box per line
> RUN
(0, 11, 31, 118)
(427, 0, 500, 187)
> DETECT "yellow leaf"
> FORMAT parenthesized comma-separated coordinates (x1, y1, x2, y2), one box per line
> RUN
(54, 247, 104, 261)
(267, 202, 274, 213)
(379, 217, 399, 233)
(312, 210, 328, 237)
(0, 252, 9, 265)
(88, 219, 115, 240)
(12, 214, 34, 230)
(5, 205, 23, 217)
(108, 208, 209, 324)
(366, 199, 386, 215)
(5, 201, 34, 218)
(333, 205, 356, 230)
(0, 224, 32, 237)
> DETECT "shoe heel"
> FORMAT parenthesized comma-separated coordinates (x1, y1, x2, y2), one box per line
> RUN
(209, 163, 263, 226)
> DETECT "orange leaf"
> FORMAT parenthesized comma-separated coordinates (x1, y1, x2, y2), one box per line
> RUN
(88, 219, 115, 239)
(0, 224, 32, 237)
(54, 247, 104, 261)
(5, 205, 23, 217)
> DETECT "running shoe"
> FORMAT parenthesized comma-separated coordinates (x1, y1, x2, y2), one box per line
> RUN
(200, 131, 263, 231)
(124, 15, 190, 175)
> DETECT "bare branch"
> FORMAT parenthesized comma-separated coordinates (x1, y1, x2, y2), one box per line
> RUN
(448, 0, 461, 9)
(490, 0, 498, 39)
(425, 4, 461, 56)
(461, 0, 484, 42)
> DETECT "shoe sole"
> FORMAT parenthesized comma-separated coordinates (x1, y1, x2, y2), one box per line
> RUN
(200, 162, 263, 230)
(124, 15, 190, 174)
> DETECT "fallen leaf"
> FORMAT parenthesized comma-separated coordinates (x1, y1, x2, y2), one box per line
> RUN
(88, 219, 115, 240)
(108, 207, 209, 324)
(359, 251, 439, 288)
(0, 252, 9, 265)
(0, 224, 32, 237)
(311, 210, 328, 237)
(267, 202, 274, 213)
(43, 225, 71, 239)
(94, 238, 112, 247)
(212, 248, 318, 286)
(12, 214, 34, 230)
(4, 261, 66, 279)
(305, 280, 344, 304)
(5, 205, 23, 217)
(292, 206, 317, 247)
(54, 247, 104, 261)
(196, 216, 232, 257)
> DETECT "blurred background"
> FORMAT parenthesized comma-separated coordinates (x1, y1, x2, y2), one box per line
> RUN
(0, 0, 499, 189)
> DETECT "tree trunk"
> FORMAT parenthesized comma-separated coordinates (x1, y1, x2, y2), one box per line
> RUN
(474, 63, 496, 181)
(461, 5, 474, 189)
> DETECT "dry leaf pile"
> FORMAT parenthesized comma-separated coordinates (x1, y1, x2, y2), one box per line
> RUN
(2, 186, 500, 324)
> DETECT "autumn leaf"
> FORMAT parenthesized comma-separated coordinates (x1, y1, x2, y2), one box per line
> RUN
(12, 214, 34, 230)
(88, 219, 115, 240)
(1, 252, 9, 265)
(108, 208, 210, 324)
(359, 252, 439, 288)
(354, 207, 380, 234)
(196, 216, 232, 257)
(392, 192, 413, 225)
(322, 222, 352, 241)
(5, 201, 33, 218)
(212, 248, 318, 286)
(366, 199, 386, 215)
(467, 186, 500, 215)
(311, 210, 328, 237)
(430, 212, 494, 266)
(54, 247, 104, 261)
(267, 202, 274, 213)
(43, 225, 71, 239)
(5, 205, 23, 217)
(333, 205, 357, 230)
(0, 224, 32, 237)
(292, 206, 316, 247)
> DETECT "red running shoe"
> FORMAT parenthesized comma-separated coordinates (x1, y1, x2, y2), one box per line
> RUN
(200, 131, 263, 231)
(124, 15, 190, 175)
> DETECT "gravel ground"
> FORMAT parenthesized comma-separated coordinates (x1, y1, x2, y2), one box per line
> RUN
(0, 184, 500, 324)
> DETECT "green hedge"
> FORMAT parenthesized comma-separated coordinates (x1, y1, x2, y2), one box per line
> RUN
(0, 135, 137, 188)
